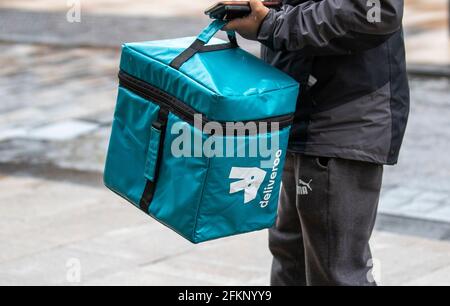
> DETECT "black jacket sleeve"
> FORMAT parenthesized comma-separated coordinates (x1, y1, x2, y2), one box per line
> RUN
(257, 0, 404, 55)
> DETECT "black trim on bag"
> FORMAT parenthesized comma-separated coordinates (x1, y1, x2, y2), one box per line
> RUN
(170, 34, 238, 70)
(169, 39, 205, 70)
(139, 108, 169, 213)
(118, 70, 294, 135)
(199, 42, 237, 53)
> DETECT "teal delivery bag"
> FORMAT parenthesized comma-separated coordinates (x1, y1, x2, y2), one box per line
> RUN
(104, 20, 300, 243)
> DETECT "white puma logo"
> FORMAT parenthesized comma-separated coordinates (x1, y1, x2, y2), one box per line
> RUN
(297, 179, 312, 195)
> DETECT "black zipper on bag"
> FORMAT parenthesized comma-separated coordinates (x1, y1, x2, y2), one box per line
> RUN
(118, 70, 294, 133)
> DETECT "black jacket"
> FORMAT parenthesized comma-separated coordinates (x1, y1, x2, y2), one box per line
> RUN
(258, 0, 410, 165)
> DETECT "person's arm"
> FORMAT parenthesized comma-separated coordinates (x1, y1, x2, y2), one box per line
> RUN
(225, 0, 404, 55)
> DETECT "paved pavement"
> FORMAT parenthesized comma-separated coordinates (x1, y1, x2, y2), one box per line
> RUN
(1, 168, 450, 286)
(0, 0, 448, 67)
(404, 0, 449, 66)
(0, 0, 216, 16)
(0, 1, 450, 285)
(0, 0, 260, 54)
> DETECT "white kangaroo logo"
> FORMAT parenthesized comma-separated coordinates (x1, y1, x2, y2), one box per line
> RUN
(229, 167, 267, 204)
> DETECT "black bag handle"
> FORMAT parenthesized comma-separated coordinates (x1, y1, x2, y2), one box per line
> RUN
(170, 20, 238, 70)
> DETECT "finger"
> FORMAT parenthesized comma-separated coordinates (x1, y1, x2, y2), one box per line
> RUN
(223, 18, 243, 31)
(249, 0, 264, 11)
(222, 23, 233, 31)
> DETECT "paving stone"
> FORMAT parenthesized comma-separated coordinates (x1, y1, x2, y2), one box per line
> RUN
(379, 187, 420, 215)
(370, 231, 450, 286)
(402, 264, 450, 286)
(0, 0, 215, 17)
(26, 120, 99, 141)
(0, 128, 27, 142)
(8, 196, 146, 246)
(0, 9, 260, 52)
(425, 204, 450, 224)
(95, 231, 273, 286)
(140, 232, 273, 285)
(1, 0, 448, 66)
(0, 246, 133, 286)
(84, 266, 214, 286)
(0, 235, 54, 264)
(69, 223, 194, 265)
(0, 175, 103, 220)
(0, 174, 449, 285)
(0, 174, 145, 245)
(382, 190, 448, 219)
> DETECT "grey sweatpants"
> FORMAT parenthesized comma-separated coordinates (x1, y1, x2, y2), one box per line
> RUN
(269, 153, 383, 286)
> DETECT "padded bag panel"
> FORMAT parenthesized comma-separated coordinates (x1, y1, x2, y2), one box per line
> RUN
(148, 113, 209, 240)
(119, 20, 299, 122)
(194, 128, 291, 243)
(104, 87, 160, 206)
(104, 20, 300, 243)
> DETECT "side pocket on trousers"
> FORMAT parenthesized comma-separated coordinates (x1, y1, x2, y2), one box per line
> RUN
(315, 157, 331, 170)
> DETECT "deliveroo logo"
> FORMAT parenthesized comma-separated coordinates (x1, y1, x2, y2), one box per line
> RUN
(229, 167, 267, 204)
